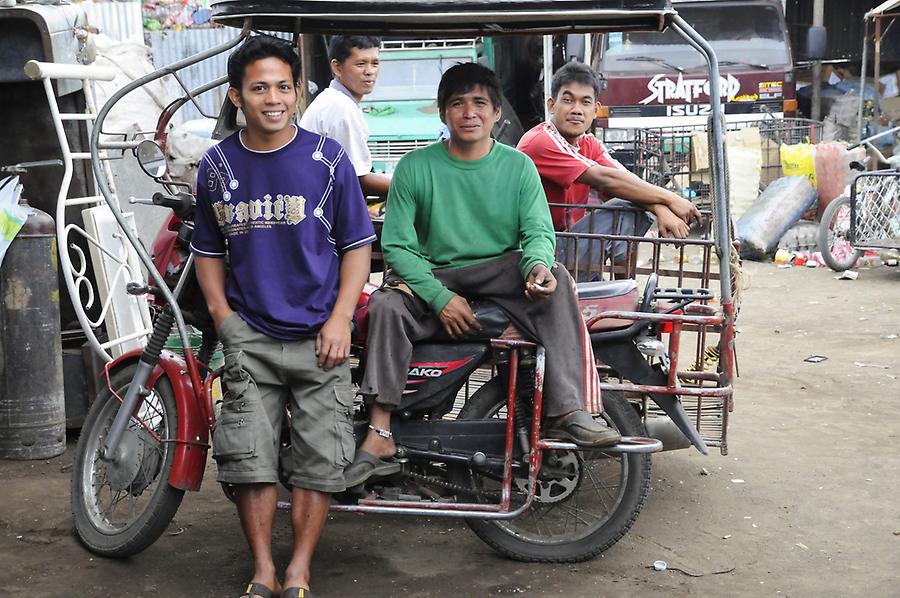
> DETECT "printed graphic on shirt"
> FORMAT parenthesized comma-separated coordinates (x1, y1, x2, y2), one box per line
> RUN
(200, 135, 346, 239)
(209, 193, 308, 235)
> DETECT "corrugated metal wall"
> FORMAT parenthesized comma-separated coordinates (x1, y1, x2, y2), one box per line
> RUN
(82, 1, 144, 44)
(83, 2, 290, 123)
(148, 28, 238, 122)
(785, 0, 900, 62)
(149, 28, 292, 123)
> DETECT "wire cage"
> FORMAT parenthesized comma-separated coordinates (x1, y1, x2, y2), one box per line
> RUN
(850, 170, 900, 250)
(552, 202, 731, 453)
(634, 117, 823, 210)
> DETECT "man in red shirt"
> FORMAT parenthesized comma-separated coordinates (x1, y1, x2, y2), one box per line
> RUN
(517, 62, 699, 269)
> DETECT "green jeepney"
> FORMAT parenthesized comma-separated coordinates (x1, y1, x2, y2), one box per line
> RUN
(361, 38, 487, 173)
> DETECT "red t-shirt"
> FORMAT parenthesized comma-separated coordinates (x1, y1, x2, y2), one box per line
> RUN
(517, 122, 625, 230)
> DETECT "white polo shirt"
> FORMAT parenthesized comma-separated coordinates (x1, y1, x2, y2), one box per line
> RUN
(300, 80, 373, 177)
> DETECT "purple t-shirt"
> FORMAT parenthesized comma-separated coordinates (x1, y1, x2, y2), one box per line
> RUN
(190, 125, 376, 339)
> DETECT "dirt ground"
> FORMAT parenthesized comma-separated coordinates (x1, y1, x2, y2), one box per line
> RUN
(3, 260, 899, 597)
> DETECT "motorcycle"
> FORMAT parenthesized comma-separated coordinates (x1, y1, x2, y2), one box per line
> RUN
(69, 0, 737, 566)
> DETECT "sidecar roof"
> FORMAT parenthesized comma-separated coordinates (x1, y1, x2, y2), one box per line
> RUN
(211, 0, 675, 35)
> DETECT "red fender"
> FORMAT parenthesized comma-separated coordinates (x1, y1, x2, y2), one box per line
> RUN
(105, 349, 210, 491)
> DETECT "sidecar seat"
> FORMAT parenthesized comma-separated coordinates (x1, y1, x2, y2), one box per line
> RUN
(576, 279, 639, 331)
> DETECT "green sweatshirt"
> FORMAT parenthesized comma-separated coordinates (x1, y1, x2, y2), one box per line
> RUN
(381, 140, 556, 314)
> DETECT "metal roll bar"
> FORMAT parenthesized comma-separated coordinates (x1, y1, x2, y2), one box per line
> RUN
(87, 20, 252, 358)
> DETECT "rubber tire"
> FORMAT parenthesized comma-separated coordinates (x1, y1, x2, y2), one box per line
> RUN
(71, 364, 185, 557)
(455, 380, 651, 563)
(818, 195, 862, 272)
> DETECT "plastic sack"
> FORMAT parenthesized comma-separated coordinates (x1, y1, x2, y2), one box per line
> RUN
(736, 176, 818, 260)
(780, 143, 817, 186)
(0, 176, 33, 268)
(814, 142, 865, 215)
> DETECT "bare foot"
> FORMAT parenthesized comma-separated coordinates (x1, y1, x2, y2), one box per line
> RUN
(240, 563, 280, 598)
(358, 429, 396, 460)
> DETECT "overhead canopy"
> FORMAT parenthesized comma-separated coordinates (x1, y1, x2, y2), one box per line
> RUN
(867, 0, 900, 18)
(211, 0, 675, 35)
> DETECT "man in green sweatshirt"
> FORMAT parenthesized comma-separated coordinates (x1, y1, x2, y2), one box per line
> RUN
(346, 63, 620, 487)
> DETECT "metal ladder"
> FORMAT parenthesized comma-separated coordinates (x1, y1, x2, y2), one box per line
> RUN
(25, 60, 152, 362)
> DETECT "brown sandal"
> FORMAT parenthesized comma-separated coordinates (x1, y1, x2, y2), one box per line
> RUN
(240, 582, 276, 598)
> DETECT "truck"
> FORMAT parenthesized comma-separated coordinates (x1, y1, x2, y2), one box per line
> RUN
(594, 0, 795, 143)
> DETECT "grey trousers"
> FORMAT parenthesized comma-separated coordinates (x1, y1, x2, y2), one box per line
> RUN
(359, 252, 600, 418)
(555, 199, 654, 282)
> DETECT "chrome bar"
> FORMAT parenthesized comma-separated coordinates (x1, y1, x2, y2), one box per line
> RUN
(89, 20, 252, 359)
(539, 437, 664, 454)
(670, 15, 732, 308)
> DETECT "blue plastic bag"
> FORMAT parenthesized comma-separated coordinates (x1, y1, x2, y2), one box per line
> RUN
(0, 176, 34, 268)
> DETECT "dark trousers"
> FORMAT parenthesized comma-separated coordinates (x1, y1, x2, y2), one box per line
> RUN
(359, 252, 601, 418)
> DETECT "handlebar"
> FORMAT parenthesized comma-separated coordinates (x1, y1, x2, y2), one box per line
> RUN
(129, 192, 194, 218)
(850, 124, 900, 170)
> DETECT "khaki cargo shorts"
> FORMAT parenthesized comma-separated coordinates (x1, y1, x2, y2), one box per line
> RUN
(212, 313, 355, 493)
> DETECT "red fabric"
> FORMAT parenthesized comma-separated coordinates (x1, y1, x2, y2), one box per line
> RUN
(517, 122, 624, 230)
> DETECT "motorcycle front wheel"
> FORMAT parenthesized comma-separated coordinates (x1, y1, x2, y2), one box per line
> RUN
(71, 363, 184, 557)
(454, 379, 651, 563)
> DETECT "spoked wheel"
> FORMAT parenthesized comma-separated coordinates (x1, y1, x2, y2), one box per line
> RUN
(818, 195, 862, 272)
(453, 379, 651, 563)
(72, 363, 184, 557)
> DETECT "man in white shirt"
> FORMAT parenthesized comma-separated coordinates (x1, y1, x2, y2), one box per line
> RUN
(300, 36, 391, 197)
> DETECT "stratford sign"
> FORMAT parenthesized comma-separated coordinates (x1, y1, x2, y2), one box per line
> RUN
(639, 72, 742, 105)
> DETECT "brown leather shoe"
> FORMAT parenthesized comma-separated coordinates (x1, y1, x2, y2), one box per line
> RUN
(545, 410, 621, 447)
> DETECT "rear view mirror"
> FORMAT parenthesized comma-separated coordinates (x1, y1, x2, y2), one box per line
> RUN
(806, 26, 827, 61)
(135, 140, 167, 179)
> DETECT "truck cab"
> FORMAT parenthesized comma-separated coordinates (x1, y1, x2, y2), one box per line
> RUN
(360, 38, 481, 173)
(596, 0, 794, 143)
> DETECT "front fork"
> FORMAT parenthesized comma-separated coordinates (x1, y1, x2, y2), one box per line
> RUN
(100, 253, 198, 463)
(101, 309, 176, 461)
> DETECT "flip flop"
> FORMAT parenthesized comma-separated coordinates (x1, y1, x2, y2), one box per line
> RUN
(343, 449, 401, 487)
(281, 588, 312, 598)
(240, 582, 276, 598)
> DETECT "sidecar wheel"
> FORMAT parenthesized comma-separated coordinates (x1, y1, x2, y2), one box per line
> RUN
(454, 380, 651, 563)
(818, 195, 861, 272)
(71, 363, 184, 557)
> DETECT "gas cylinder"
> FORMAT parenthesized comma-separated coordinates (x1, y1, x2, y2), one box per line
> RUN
(0, 195, 64, 459)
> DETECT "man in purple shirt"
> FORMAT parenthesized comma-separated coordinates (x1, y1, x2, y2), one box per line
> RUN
(191, 36, 375, 598)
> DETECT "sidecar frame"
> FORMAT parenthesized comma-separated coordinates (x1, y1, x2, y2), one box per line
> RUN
(85, 0, 733, 515)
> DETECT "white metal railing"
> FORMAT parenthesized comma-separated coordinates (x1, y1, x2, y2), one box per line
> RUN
(368, 139, 433, 160)
(25, 60, 152, 362)
(381, 38, 480, 51)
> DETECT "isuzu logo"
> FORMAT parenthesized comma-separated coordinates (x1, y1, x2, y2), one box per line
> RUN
(666, 104, 713, 116)
(640, 73, 741, 105)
